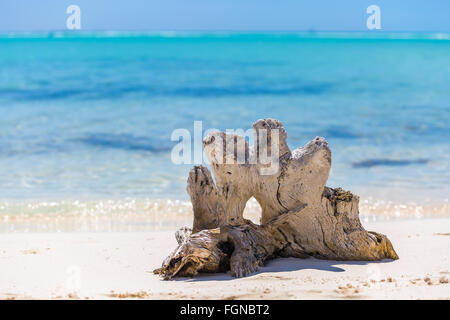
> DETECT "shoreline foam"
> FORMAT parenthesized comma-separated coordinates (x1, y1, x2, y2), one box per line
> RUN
(0, 197, 448, 233)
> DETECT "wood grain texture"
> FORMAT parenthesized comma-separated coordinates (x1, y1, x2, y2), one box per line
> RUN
(155, 119, 398, 279)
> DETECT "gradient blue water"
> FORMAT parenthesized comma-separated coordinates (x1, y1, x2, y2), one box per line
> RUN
(0, 33, 449, 202)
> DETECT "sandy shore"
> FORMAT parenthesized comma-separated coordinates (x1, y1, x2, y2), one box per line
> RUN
(0, 218, 449, 300)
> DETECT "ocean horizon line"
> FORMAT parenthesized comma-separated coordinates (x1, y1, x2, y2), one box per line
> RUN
(1, 30, 450, 40)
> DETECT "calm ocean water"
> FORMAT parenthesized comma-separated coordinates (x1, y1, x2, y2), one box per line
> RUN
(0, 32, 449, 207)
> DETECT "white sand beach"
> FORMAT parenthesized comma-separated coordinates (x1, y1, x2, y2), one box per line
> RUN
(2, 5, 450, 303)
(0, 218, 448, 300)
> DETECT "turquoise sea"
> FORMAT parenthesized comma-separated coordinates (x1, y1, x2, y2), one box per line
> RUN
(0, 32, 449, 209)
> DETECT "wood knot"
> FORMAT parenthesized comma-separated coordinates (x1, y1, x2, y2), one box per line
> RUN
(323, 187, 354, 202)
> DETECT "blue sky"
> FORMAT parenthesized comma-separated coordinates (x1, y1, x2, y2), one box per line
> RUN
(0, 0, 449, 32)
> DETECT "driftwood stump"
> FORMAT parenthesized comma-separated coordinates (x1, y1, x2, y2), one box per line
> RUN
(155, 119, 398, 279)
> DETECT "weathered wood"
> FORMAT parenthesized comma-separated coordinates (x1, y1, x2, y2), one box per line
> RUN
(154, 119, 398, 279)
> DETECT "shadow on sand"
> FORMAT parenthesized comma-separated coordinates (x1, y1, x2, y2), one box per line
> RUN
(174, 257, 395, 282)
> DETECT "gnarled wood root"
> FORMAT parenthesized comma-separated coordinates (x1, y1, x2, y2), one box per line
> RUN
(154, 119, 398, 279)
